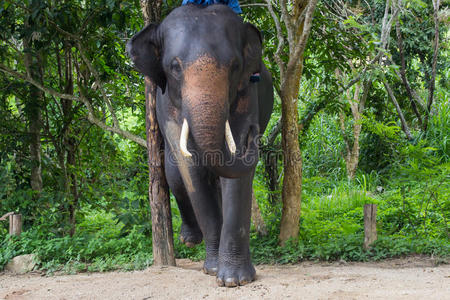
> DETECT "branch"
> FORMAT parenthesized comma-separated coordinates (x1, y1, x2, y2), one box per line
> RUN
(82, 96, 146, 147)
(292, 0, 309, 37)
(265, 0, 286, 80)
(240, 3, 267, 7)
(298, 98, 328, 136)
(279, 0, 294, 47)
(267, 118, 282, 145)
(0, 212, 15, 221)
(76, 41, 120, 128)
(359, 80, 371, 114)
(2, 39, 24, 60)
(380, 0, 391, 50)
(291, 0, 319, 63)
(45, 4, 121, 131)
(338, 60, 376, 97)
(339, 111, 351, 153)
(424, 0, 441, 131)
(298, 69, 370, 138)
(265, 96, 330, 145)
(383, 80, 413, 140)
(47, 18, 81, 41)
(395, 19, 423, 125)
(0, 64, 147, 148)
(378, 0, 400, 63)
(329, 0, 397, 102)
(0, 64, 79, 101)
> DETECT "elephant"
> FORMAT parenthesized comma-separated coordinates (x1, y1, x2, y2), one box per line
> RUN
(127, 4, 274, 287)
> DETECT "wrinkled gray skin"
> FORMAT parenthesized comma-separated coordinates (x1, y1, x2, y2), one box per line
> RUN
(127, 4, 273, 287)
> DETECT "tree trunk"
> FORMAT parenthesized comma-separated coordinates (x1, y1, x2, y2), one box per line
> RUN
(395, 21, 423, 127)
(145, 78, 175, 266)
(262, 143, 280, 204)
(28, 93, 43, 195)
(279, 62, 304, 244)
(339, 111, 356, 179)
(423, 0, 441, 132)
(346, 129, 361, 179)
(383, 81, 413, 140)
(347, 84, 362, 179)
(273, 0, 318, 245)
(67, 136, 78, 237)
(23, 29, 43, 198)
(338, 79, 369, 180)
(251, 192, 267, 236)
(262, 119, 282, 204)
(140, 0, 175, 266)
(61, 45, 79, 237)
(140, 0, 163, 24)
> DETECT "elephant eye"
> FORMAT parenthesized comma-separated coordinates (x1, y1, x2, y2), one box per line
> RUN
(230, 59, 241, 74)
(170, 58, 182, 79)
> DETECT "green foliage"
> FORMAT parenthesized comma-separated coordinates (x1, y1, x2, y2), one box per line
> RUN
(248, 160, 448, 264)
(248, 90, 449, 265)
(0, 222, 153, 272)
(425, 92, 450, 160)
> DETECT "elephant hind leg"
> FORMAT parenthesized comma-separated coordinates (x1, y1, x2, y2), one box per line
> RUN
(171, 177, 203, 247)
(165, 152, 203, 247)
(179, 219, 203, 247)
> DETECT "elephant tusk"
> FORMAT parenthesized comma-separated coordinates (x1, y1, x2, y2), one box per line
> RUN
(225, 120, 236, 155)
(180, 118, 192, 157)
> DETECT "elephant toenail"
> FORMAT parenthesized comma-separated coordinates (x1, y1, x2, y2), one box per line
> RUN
(216, 278, 225, 287)
(185, 241, 195, 248)
(203, 267, 217, 276)
(225, 278, 239, 287)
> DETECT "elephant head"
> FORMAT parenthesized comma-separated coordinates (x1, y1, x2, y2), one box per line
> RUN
(127, 5, 264, 177)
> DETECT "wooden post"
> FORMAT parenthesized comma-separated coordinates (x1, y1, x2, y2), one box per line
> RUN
(9, 214, 22, 236)
(364, 204, 377, 249)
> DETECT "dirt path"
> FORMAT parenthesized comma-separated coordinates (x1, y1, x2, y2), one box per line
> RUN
(1, 257, 448, 300)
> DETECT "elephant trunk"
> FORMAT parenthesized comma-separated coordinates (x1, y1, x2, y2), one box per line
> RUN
(180, 106, 259, 177)
(181, 55, 234, 162)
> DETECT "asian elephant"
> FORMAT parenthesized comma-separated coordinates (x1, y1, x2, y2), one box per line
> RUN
(127, 4, 273, 287)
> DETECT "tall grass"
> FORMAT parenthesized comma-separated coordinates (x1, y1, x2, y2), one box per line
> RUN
(426, 91, 449, 160)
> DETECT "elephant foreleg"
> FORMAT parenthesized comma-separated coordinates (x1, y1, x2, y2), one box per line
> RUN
(217, 173, 255, 287)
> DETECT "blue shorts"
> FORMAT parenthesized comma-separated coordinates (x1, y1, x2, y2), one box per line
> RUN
(181, 0, 242, 14)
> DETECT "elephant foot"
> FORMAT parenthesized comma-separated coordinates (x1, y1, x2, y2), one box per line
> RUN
(216, 258, 256, 287)
(179, 223, 203, 247)
(202, 255, 219, 276)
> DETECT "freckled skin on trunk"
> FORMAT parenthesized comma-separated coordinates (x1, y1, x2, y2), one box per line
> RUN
(182, 55, 228, 155)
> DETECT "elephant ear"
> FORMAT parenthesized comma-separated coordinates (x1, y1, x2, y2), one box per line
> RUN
(126, 24, 166, 91)
(243, 23, 263, 74)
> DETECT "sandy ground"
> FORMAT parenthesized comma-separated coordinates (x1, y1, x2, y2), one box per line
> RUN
(0, 257, 449, 300)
